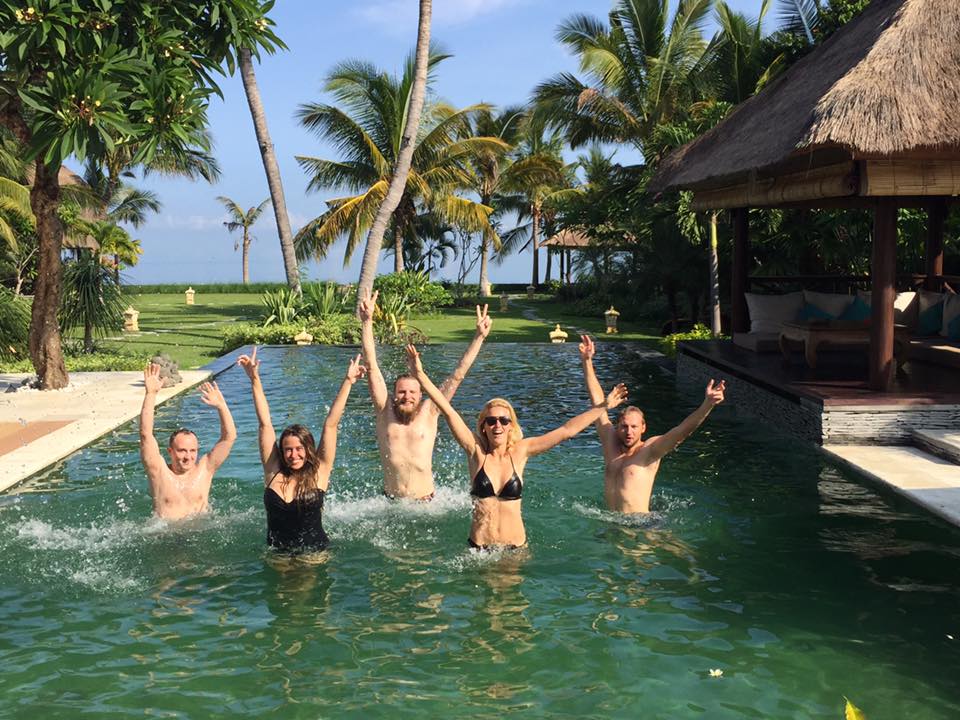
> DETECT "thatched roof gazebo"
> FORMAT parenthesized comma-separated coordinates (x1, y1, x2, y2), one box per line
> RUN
(650, 0, 960, 390)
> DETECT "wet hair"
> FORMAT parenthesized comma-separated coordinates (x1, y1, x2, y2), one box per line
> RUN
(168, 428, 198, 448)
(475, 398, 523, 452)
(276, 424, 320, 503)
(618, 406, 645, 425)
(393, 374, 421, 393)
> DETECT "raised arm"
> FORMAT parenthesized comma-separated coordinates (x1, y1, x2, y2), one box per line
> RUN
(198, 381, 237, 472)
(523, 383, 628, 457)
(359, 289, 388, 411)
(317, 354, 366, 470)
(237, 347, 278, 469)
(437, 304, 491, 400)
(139, 363, 166, 480)
(406, 344, 478, 456)
(579, 335, 611, 425)
(645, 379, 725, 461)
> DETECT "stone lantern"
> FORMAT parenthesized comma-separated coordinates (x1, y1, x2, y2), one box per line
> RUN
(123, 306, 139, 332)
(185, 287, 195, 305)
(499, 293, 509, 312)
(604, 306, 620, 334)
(526, 285, 535, 299)
(549, 324, 568, 343)
(294, 329, 314, 346)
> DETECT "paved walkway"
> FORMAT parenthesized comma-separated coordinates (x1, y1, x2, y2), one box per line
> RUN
(824, 444, 960, 527)
(0, 370, 211, 493)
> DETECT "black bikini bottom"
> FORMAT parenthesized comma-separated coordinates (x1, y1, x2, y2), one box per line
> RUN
(468, 538, 522, 552)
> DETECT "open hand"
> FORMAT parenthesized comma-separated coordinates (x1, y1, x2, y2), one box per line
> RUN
(475, 303, 492, 338)
(199, 381, 226, 408)
(605, 382, 628, 410)
(405, 343, 423, 376)
(346, 353, 367, 384)
(705, 379, 726, 406)
(237, 346, 261, 381)
(143, 363, 162, 395)
(358, 289, 378, 323)
(579, 334, 595, 361)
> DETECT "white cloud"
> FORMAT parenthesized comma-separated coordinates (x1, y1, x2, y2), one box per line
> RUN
(160, 214, 228, 232)
(356, 0, 527, 32)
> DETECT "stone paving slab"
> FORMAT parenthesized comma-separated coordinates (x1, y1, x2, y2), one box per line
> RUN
(0, 370, 210, 493)
(911, 429, 960, 465)
(824, 444, 960, 527)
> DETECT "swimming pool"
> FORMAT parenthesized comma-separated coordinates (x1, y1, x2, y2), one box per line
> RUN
(2, 344, 959, 718)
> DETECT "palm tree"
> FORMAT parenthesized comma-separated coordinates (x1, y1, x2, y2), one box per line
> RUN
(238, 47, 302, 295)
(94, 222, 142, 284)
(294, 45, 506, 277)
(217, 196, 270, 284)
(533, 0, 714, 158)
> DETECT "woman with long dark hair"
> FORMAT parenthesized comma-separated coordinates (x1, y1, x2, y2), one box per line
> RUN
(238, 347, 365, 552)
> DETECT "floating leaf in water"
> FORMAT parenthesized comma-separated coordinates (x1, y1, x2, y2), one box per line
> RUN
(844, 697, 867, 720)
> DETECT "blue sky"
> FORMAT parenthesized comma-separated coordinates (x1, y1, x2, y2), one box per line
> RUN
(120, 0, 763, 286)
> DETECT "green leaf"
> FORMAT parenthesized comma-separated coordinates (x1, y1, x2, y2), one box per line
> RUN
(55, 37, 66, 57)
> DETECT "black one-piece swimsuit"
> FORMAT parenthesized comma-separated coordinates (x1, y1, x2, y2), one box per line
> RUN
(264, 486, 329, 552)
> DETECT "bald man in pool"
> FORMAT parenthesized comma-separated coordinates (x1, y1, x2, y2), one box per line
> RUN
(138, 364, 237, 519)
(359, 289, 491, 500)
(579, 335, 725, 513)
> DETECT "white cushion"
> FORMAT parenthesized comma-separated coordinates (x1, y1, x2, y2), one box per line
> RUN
(744, 291, 803, 333)
(857, 290, 919, 331)
(942, 293, 960, 337)
(803, 290, 853, 317)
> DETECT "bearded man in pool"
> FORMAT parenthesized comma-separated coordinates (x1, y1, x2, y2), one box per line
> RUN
(139, 363, 237, 519)
(579, 335, 725, 513)
(358, 289, 492, 500)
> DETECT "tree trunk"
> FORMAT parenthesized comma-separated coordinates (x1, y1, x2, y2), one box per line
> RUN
(708, 210, 722, 335)
(113, 254, 120, 286)
(28, 160, 69, 389)
(394, 225, 405, 273)
(84, 319, 93, 354)
(242, 232, 251, 284)
(545, 247, 553, 284)
(238, 48, 301, 295)
(357, 0, 432, 299)
(479, 232, 491, 297)
(566, 249, 571, 284)
(530, 203, 541, 288)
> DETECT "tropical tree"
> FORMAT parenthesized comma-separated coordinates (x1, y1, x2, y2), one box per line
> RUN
(238, 44, 301, 295)
(217, 196, 270, 283)
(534, 0, 715, 158)
(355, 0, 432, 300)
(59, 252, 125, 354)
(294, 47, 505, 277)
(0, 0, 283, 388)
(95, 222, 143, 284)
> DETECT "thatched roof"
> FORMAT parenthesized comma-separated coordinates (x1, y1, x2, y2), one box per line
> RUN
(542, 228, 592, 248)
(650, 0, 960, 194)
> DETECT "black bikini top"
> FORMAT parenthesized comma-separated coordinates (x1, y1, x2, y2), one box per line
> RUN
(471, 454, 523, 501)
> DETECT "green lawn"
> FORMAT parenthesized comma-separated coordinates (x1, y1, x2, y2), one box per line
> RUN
(22, 292, 663, 372)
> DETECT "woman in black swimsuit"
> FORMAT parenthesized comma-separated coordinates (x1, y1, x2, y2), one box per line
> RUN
(238, 347, 365, 552)
(405, 344, 626, 550)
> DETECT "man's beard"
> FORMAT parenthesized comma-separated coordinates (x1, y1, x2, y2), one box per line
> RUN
(393, 400, 416, 424)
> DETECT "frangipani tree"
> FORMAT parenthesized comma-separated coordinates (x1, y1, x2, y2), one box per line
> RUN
(0, 0, 283, 388)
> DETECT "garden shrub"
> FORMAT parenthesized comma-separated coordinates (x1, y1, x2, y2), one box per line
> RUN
(0, 349, 151, 372)
(0, 287, 30, 359)
(123, 282, 288, 295)
(373, 271, 453, 313)
(221, 314, 361, 353)
(658, 323, 718, 357)
(260, 287, 300, 326)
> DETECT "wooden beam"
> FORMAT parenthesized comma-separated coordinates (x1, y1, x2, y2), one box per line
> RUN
(731, 208, 750, 334)
(863, 159, 960, 196)
(926, 199, 947, 290)
(691, 162, 858, 210)
(869, 201, 897, 391)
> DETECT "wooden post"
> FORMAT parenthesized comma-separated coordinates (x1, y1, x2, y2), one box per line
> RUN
(869, 200, 897, 391)
(566, 249, 572, 285)
(731, 208, 750, 334)
(925, 199, 946, 290)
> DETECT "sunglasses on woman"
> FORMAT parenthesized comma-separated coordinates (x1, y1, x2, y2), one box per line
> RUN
(483, 415, 512, 427)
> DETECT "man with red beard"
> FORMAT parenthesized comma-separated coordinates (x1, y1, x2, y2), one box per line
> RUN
(359, 289, 491, 500)
(579, 335, 725, 513)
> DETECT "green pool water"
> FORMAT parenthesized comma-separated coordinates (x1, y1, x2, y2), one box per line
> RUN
(2, 344, 960, 719)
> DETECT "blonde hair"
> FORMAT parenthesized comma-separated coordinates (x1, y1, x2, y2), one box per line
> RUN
(476, 398, 523, 452)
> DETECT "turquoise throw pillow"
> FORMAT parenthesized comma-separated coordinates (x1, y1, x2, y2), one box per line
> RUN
(949, 314, 960, 341)
(797, 302, 833, 321)
(917, 301, 944, 336)
(839, 295, 871, 322)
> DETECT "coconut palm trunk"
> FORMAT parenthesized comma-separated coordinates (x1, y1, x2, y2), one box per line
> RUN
(394, 225, 405, 273)
(238, 48, 301, 295)
(357, 0, 432, 298)
(28, 160, 69, 388)
(530, 203, 541, 288)
(479, 231, 492, 296)
(243, 227, 252, 284)
(709, 210, 722, 336)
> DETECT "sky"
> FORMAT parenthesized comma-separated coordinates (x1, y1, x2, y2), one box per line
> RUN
(118, 0, 763, 287)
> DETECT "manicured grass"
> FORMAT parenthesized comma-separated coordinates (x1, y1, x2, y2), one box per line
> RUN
(81, 292, 663, 370)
